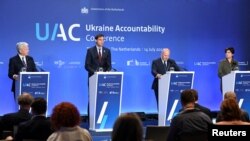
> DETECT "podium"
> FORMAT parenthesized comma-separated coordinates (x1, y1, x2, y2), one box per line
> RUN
(15, 72, 50, 114)
(89, 72, 123, 132)
(222, 71, 250, 114)
(158, 71, 194, 126)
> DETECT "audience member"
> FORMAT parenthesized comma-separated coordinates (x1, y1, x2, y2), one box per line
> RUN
(179, 89, 212, 119)
(15, 98, 53, 141)
(112, 113, 143, 141)
(0, 93, 33, 138)
(216, 91, 249, 122)
(216, 98, 250, 125)
(47, 102, 92, 141)
(167, 89, 212, 141)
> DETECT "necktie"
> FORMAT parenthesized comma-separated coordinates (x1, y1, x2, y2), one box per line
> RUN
(22, 57, 27, 67)
(164, 61, 167, 72)
(98, 49, 102, 63)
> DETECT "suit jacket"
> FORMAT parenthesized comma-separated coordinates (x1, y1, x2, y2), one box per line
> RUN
(85, 46, 112, 77)
(218, 58, 239, 79)
(0, 109, 32, 131)
(179, 104, 212, 120)
(151, 58, 180, 90)
(167, 109, 212, 141)
(8, 54, 37, 92)
(194, 103, 212, 120)
(15, 116, 53, 141)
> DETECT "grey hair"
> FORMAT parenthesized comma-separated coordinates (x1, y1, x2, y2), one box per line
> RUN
(161, 48, 170, 56)
(16, 42, 29, 53)
(162, 48, 170, 53)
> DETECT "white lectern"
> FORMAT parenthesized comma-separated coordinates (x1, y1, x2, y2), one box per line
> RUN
(15, 72, 50, 115)
(89, 72, 123, 132)
(222, 71, 250, 113)
(158, 71, 194, 126)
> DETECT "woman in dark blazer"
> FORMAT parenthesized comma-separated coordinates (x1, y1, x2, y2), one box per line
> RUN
(218, 47, 239, 78)
(218, 47, 239, 92)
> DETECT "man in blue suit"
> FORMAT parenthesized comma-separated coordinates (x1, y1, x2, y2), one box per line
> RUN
(8, 42, 37, 97)
(151, 48, 180, 108)
(85, 34, 112, 77)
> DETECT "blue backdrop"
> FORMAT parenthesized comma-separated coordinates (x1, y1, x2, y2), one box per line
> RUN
(1, 0, 250, 115)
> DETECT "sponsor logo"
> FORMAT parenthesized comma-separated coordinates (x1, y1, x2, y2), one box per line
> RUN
(81, 7, 89, 14)
(126, 59, 150, 66)
(239, 61, 249, 66)
(34, 92, 45, 95)
(23, 83, 31, 87)
(194, 61, 216, 66)
(54, 60, 65, 68)
(109, 91, 119, 95)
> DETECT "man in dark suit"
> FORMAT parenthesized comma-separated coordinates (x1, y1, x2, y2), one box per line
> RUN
(0, 93, 33, 137)
(192, 89, 212, 119)
(179, 89, 212, 120)
(84, 34, 112, 125)
(8, 42, 37, 96)
(167, 90, 212, 141)
(151, 48, 180, 108)
(15, 98, 53, 141)
(85, 34, 112, 77)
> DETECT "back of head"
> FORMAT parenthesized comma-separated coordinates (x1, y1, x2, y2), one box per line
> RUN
(220, 99, 241, 121)
(190, 89, 198, 101)
(51, 102, 80, 130)
(112, 113, 143, 141)
(181, 89, 195, 106)
(31, 97, 47, 115)
(224, 91, 237, 100)
(18, 93, 34, 108)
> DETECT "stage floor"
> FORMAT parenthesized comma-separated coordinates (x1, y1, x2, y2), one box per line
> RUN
(80, 117, 158, 141)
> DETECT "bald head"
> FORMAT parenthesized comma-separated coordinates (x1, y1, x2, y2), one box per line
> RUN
(224, 91, 237, 100)
(161, 48, 170, 61)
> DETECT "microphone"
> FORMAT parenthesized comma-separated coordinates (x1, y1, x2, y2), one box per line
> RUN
(181, 67, 188, 71)
(233, 66, 239, 71)
(232, 62, 239, 71)
(111, 68, 117, 72)
(37, 66, 45, 72)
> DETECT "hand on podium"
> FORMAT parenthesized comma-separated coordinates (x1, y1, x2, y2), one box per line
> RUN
(156, 74, 162, 79)
(13, 74, 19, 80)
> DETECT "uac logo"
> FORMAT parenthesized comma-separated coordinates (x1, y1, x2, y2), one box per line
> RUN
(35, 23, 81, 41)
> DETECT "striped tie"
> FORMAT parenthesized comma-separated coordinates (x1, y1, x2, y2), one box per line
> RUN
(22, 57, 27, 67)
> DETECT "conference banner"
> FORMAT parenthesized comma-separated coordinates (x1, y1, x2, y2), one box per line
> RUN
(0, 0, 250, 115)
